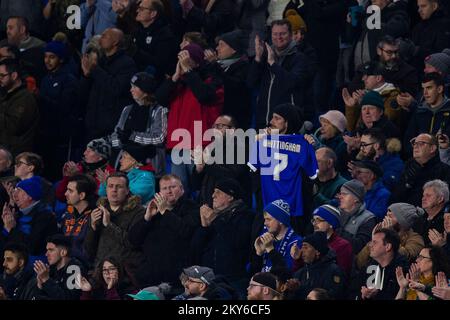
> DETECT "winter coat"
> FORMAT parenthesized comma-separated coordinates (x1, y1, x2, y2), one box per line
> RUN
(247, 42, 315, 128)
(208, 57, 252, 129)
(131, 16, 178, 77)
(128, 197, 200, 287)
(364, 180, 391, 222)
(355, 115, 401, 139)
(391, 155, 450, 207)
(99, 165, 155, 205)
(39, 64, 80, 142)
(190, 200, 254, 283)
(377, 152, 404, 191)
(338, 204, 377, 254)
(156, 66, 224, 150)
(411, 10, 450, 71)
(32, 258, 85, 300)
(404, 97, 450, 155)
(0, 201, 57, 260)
(107, 102, 168, 178)
(2, 268, 35, 300)
(413, 208, 446, 247)
(293, 250, 346, 299)
(84, 195, 145, 266)
(80, 50, 137, 140)
(0, 85, 39, 155)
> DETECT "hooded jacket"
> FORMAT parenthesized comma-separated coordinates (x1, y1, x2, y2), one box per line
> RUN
(364, 180, 391, 222)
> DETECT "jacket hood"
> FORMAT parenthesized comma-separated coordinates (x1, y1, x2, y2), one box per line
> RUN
(97, 195, 141, 211)
(418, 96, 450, 114)
(137, 164, 155, 172)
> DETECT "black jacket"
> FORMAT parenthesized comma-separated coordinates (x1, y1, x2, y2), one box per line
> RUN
(208, 57, 252, 129)
(128, 197, 200, 287)
(391, 154, 450, 207)
(413, 208, 445, 247)
(247, 43, 315, 128)
(411, 10, 450, 71)
(131, 17, 178, 78)
(0, 202, 57, 258)
(32, 258, 85, 300)
(183, 0, 237, 45)
(80, 50, 137, 140)
(293, 250, 346, 300)
(355, 115, 401, 139)
(352, 253, 409, 300)
(190, 200, 254, 283)
(2, 268, 34, 300)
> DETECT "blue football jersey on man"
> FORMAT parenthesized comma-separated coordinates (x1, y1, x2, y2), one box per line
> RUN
(248, 134, 318, 216)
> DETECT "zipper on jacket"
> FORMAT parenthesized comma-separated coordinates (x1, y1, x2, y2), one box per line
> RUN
(429, 114, 435, 133)
(266, 73, 275, 124)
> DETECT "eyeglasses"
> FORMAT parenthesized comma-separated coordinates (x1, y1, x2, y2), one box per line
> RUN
(102, 267, 118, 274)
(0, 73, 10, 78)
(360, 142, 375, 148)
(410, 139, 434, 148)
(417, 254, 432, 261)
(185, 278, 204, 285)
(212, 123, 231, 129)
(14, 160, 30, 167)
(379, 47, 398, 56)
(137, 5, 153, 11)
(311, 217, 326, 224)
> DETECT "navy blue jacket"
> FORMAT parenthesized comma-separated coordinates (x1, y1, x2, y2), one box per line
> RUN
(377, 152, 404, 191)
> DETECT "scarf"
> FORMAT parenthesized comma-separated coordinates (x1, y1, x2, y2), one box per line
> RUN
(273, 41, 297, 66)
(217, 55, 241, 71)
(81, 158, 108, 174)
(406, 274, 435, 300)
(262, 227, 296, 272)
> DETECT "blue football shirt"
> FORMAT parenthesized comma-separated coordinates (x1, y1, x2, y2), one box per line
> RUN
(248, 134, 318, 216)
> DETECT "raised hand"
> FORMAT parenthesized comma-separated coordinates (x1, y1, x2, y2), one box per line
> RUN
(342, 87, 357, 107)
(144, 199, 158, 221)
(428, 228, 446, 247)
(96, 168, 110, 184)
(395, 266, 409, 289)
(260, 232, 275, 253)
(77, 274, 93, 292)
(90, 207, 103, 230)
(290, 242, 302, 260)
(265, 43, 275, 66)
(2, 203, 16, 232)
(34, 260, 50, 287)
(396, 92, 414, 111)
(154, 193, 169, 215)
(408, 263, 420, 282)
(254, 35, 264, 62)
(204, 49, 218, 63)
(199, 204, 217, 227)
(100, 205, 111, 227)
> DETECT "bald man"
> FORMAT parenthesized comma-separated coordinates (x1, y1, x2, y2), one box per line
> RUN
(80, 27, 137, 141)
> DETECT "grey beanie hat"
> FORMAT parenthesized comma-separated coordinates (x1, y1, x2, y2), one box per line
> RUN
(425, 50, 450, 75)
(341, 179, 366, 203)
(388, 203, 424, 229)
(87, 138, 111, 160)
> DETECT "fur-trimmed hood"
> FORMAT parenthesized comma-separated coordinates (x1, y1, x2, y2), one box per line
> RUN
(97, 195, 141, 212)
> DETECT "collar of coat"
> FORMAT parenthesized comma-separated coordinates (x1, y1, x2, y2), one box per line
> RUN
(97, 195, 141, 212)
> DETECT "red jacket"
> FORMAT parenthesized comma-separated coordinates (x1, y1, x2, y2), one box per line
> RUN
(328, 232, 353, 277)
(55, 162, 115, 202)
(166, 73, 224, 150)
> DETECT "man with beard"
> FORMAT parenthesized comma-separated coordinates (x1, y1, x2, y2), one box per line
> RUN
(0, 58, 39, 155)
(55, 138, 115, 202)
(355, 128, 403, 191)
(1, 243, 34, 299)
(349, 36, 418, 97)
